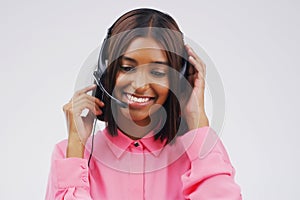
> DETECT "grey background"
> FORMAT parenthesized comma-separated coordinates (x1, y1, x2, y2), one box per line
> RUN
(0, 0, 299, 199)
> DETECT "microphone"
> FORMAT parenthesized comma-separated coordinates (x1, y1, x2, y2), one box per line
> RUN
(93, 71, 128, 108)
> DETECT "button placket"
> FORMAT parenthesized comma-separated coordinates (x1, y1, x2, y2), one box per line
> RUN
(128, 140, 145, 199)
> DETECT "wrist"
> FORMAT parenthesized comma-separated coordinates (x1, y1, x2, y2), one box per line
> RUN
(187, 111, 209, 130)
(67, 132, 85, 158)
(198, 113, 209, 128)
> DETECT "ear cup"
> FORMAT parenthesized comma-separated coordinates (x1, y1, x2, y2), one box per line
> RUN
(93, 38, 110, 121)
(93, 29, 190, 122)
(93, 70, 106, 121)
(95, 37, 190, 95)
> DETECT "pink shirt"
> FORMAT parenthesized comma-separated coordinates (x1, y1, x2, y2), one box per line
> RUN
(45, 126, 242, 199)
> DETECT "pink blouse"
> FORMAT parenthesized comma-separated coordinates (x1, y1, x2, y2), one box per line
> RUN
(45, 126, 242, 199)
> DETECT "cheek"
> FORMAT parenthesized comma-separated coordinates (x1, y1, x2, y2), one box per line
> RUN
(114, 74, 128, 91)
(115, 73, 122, 86)
(154, 84, 169, 102)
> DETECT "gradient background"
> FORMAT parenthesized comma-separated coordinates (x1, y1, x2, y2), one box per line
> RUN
(0, 0, 299, 199)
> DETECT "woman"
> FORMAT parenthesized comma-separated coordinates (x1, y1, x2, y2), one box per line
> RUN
(45, 8, 242, 199)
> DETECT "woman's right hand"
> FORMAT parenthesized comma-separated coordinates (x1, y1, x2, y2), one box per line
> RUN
(62, 84, 104, 158)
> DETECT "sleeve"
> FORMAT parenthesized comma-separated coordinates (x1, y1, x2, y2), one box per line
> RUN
(45, 140, 93, 200)
(181, 127, 242, 200)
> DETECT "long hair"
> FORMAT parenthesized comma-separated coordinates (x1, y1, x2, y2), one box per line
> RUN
(97, 8, 189, 144)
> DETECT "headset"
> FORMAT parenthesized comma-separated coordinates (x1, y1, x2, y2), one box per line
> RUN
(93, 31, 128, 110)
(93, 29, 189, 120)
(88, 11, 191, 166)
(90, 37, 190, 167)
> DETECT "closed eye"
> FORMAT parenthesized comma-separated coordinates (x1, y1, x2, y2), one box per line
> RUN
(150, 70, 166, 77)
(119, 65, 136, 72)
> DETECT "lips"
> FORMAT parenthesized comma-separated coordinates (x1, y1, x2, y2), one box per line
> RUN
(126, 93, 151, 103)
(123, 93, 155, 108)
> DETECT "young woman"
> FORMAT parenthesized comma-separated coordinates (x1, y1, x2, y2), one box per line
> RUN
(45, 8, 242, 200)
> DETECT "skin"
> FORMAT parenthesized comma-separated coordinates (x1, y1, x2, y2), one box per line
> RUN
(184, 44, 209, 129)
(63, 38, 209, 158)
(113, 37, 170, 139)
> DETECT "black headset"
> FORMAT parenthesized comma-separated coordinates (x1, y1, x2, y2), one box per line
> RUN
(93, 28, 128, 109)
(92, 8, 191, 123)
(88, 9, 191, 167)
(93, 31, 188, 108)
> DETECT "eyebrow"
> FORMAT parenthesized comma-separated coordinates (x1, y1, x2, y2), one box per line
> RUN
(121, 56, 169, 66)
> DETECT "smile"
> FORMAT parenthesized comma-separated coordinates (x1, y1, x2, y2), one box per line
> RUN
(126, 93, 153, 103)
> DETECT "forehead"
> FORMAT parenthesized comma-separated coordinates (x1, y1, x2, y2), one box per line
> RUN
(126, 37, 164, 51)
(124, 37, 167, 62)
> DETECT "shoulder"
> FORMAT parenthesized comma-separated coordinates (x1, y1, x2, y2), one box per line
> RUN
(178, 126, 230, 162)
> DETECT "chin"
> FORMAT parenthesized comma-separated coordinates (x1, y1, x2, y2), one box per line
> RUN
(119, 109, 151, 125)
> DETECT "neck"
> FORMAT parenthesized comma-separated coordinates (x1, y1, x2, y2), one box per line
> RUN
(116, 113, 160, 140)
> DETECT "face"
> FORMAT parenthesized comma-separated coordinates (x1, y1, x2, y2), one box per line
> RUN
(113, 37, 170, 127)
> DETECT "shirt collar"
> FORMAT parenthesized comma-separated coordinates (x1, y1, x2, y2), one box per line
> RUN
(104, 127, 166, 159)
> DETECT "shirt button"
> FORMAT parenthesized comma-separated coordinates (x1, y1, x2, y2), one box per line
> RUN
(134, 142, 139, 147)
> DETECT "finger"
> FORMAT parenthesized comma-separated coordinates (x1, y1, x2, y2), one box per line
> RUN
(186, 46, 206, 73)
(72, 99, 102, 116)
(188, 56, 205, 78)
(185, 44, 199, 60)
(63, 102, 71, 113)
(185, 45, 205, 65)
(72, 93, 105, 107)
(70, 94, 104, 118)
(185, 45, 205, 69)
(73, 100, 102, 116)
(74, 84, 97, 97)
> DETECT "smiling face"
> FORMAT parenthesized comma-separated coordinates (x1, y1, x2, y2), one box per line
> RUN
(113, 37, 170, 127)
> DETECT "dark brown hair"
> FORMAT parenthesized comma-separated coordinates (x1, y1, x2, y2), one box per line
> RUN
(98, 8, 189, 144)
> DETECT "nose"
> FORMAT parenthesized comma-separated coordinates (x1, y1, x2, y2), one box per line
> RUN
(131, 69, 150, 93)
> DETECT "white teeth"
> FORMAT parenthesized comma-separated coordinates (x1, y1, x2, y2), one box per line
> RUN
(126, 94, 150, 103)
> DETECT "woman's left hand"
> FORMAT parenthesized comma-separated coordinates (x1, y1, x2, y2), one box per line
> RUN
(183, 44, 209, 130)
